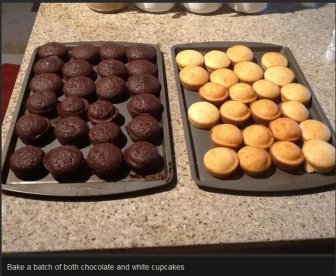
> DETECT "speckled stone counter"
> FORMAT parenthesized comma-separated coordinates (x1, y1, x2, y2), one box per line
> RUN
(2, 3, 335, 253)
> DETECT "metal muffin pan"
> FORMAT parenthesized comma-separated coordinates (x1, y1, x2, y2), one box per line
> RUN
(2, 41, 175, 197)
(171, 41, 335, 193)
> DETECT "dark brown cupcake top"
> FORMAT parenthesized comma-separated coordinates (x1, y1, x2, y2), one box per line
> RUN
(127, 93, 162, 118)
(127, 73, 161, 96)
(88, 100, 119, 124)
(37, 42, 68, 60)
(126, 44, 156, 62)
(97, 59, 127, 78)
(33, 56, 64, 75)
(99, 42, 126, 60)
(126, 114, 161, 142)
(57, 96, 89, 118)
(62, 59, 93, 78)
(63, 76, 95, 98)
(124, 141, 160, 173)
(43, 145, 84, 179)
(127, 59, 158, 76)
(87, 143, 124, 178)
(88, 121, 121, 145)
(25, 90, 57, 115)
(71, 43, 99, 64)
(96, 75, 126, 101)
(29, 73, 63, 93)
(15, 113, 50, 144)
(54, 116, 89, 145)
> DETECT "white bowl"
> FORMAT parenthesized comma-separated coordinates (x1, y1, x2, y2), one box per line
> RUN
(227, 3, 267, 14)
(181, 3, 223, 14)
(135, 3, 176, 13)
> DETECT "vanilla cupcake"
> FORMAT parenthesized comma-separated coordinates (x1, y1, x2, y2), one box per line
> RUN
(204, 147, 239, 178)
(229, 83, 257, 104)
(238, 146, 271, 176)
(176, 49, 204, 69)
(199, 82, 229, 106)
(210, 124, 243, 149)
(204, 50, 231, 72)
(243, 124, 274, 149)
(302, 140, 335, 173)
(270, 141, 304, 171)
(179, 65, 209, 91)
(261, 52, 288, 69)
(252, 79, 280, 101)
(280, 101, 309, 123)
(188, 101, 220, 129)
(264, 66, 295, 87)
(280, 83, 312, 105)
(269, 118, 302, 142)
(250, 99, 281, 125)
(226, 45, 253, 64)
(299, 119, 331, 142)
(219, 100, 251, 126)
(210, 68, 239, 89)
(233, 61, 264, 84)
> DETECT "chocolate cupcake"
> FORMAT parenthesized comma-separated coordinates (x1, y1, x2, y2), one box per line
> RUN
(87, 143, 124, 178)
(99, 42, 126, 60)
(63, 76, 95, 99)
(88, 121, 121, 145)
(37, 42, 68, 60)
(54, 116, 89, 145)
(9, 146, 45, 179)
(127, 93, 162, 119)
(62, 59, 93, 79)
(126, 114, 161, 143)
(43, 145, 85, 181)
(127, 59, 158, 76)
(25, 90, 57, 115)
(29, 73, 63, 93)
(33, 56, 64, 75)
(97, 59, 127, 79)
(124, 141, 161, 174)
(57, 96, 89, 118)
(96, 75, 126, 101)
(71, 43, 99, 65)
(87, 100, 119, 125)
(127, 73, 161, 96)
(15, 113, 50, 144)
(126, 44, 156, 62)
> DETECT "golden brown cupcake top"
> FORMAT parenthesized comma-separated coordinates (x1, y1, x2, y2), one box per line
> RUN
(229, 83, 257, 104)
(261, 52, 288, 69)
(226, 45, 253, 64)
(243, 124, 274, 149)
(199, 82, 229, 106)
(250, 99, 281, 122)
(280, 83, 311, 105)
(179, 65, 209, 91)
(210, 68, 239, 89)
(280, 101, 309, 123)
(238, 146, 271, 175)
(204, 147, 239, 178)
(210, 124, 243, 149)
(233, 61, 264, 84)
(264, 66, 295, 87)
(219, 100, 250, 123)
(302, 140, 335, 173)
(270, 141, 304, 167)
(176, 49, 204, 69)
(188, 101, 220, 129)
(269, 118, 302, 142)
(252, 79, 280, 100)
(204, 50, 231, 72)
(299, 119, 331, 142)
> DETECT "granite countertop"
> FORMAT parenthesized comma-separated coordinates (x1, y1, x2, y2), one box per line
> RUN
(2, 3, 335, 253)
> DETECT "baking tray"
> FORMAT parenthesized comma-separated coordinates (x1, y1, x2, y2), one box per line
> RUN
(171, 41, 335, 193)
(1, 41, 175, 197)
